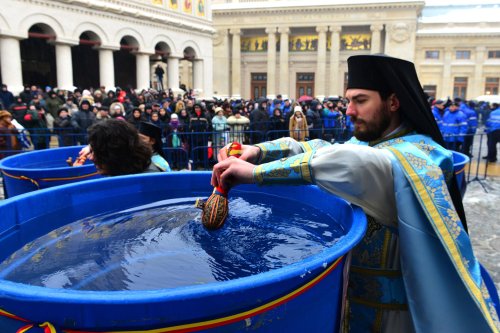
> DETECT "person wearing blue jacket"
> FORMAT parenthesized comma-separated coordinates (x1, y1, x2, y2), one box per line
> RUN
(485, 103, 500, 163)
(457, 98, 478, 157)
(442, 102, 468, 151)
(431, 99, 446, 132)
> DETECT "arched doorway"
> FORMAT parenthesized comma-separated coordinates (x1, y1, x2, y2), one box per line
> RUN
(72, 31, 100, 90)
(151, 42, 171, 91)
(114, 36, 138, 89)
(21, 24, 57, 89)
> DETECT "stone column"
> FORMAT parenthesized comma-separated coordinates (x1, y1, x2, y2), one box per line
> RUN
(193, 59, 204, 95)
(135, 52, 152, 90)
(230, 28, 241, 99)
(472, 46, 486, 98)
(55, 42, 76, 90)
(167, 55, 181, 93)
(0, 35, 24, 94)
(99, 46, 117, 90)
(315, 26, 328, 99)
(278, 27, 290, 98)
(329, 26, 342, 96)
(442, 47, 453, 98)
(370, 24, 384, 54)
(266, 27, 277, 99)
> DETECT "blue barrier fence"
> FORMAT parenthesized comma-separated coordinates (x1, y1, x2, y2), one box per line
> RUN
(0, 128, 496, 180)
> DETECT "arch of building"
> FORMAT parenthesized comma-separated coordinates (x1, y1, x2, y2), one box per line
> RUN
(0, 0, 214, 96)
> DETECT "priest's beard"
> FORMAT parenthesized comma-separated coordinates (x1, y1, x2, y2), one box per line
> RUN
(352, 102, 391, 142)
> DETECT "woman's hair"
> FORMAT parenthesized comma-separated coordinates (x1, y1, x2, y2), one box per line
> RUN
(175, 101, 185, 113)
(88, 119, 152, 176)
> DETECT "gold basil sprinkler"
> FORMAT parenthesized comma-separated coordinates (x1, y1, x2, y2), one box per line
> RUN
(196, 142, 242, 230)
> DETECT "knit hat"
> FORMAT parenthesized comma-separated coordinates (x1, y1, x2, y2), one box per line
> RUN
(294, 105, 303, 112)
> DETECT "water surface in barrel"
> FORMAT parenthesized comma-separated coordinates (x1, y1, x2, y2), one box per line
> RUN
(0, 193, 345, 291)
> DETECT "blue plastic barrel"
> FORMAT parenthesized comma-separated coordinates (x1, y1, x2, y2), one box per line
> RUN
(0, 172, 366, 332)
(0, 146, 101, 198)
(452, 151, 470, 198)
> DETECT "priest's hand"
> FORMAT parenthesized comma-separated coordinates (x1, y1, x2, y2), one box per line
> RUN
(211, 157, 256, 191)
(218, 143, 260, 163)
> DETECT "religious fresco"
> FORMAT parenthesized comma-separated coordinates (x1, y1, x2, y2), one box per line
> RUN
(339, 33, 371, 51)
(242, 33, 372, 52)
(152, 0, 163, 5)
(196, 0, 205, 16)
(289, 35, 319, 52)
(169, 0, 178, 10)
(183, 0, 193, 13)
(241, 37, 270, 52)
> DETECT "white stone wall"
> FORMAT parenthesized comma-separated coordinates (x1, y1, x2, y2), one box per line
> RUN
(0, 0, 214, 97)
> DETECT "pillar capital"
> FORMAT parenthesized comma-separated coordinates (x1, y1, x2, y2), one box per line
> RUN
(265, 27, 277, 35)
(54, 38, 79, 46)
(316, 26, 328, 34)
(98, 44, 121, 51)
(0, 31, 27, 40)
(329, 25, 342, 34)
(278, 26, 290, 34)
(229, 28, 241, 35)
(370, 23, 384, 32)
(132, 49, 155, 56)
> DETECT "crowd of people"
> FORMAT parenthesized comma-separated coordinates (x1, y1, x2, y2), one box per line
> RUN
(0, 81, 499, 167)
(431, 96, 499, 162)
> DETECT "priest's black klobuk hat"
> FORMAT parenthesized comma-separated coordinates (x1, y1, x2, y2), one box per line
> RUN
(347, 54, 444, 147)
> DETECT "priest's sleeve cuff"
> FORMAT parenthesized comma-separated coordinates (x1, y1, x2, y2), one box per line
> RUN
(255, 138, 292, 164)
(253, 151, 314, 185)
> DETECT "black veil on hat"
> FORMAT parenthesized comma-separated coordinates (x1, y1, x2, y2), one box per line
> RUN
(138, 121, 165, 158)
(346, 54, 468, 232)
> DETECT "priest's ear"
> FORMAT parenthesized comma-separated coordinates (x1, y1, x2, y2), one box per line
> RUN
(387, 93, 400, 113)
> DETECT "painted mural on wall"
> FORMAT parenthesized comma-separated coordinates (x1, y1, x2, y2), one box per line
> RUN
(196, 0, 205, 16)
(339, 33, 371, 51)
(241, 37, 270, 52)
(289, 35, 319, 51)
(169, 0, 178, 10)
(183, 0, 193, 13)
(152, 0, 163, 4)
(241, 33, 372, 52)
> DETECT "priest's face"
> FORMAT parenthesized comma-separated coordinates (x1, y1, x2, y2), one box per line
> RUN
(345, 89, 393, 142)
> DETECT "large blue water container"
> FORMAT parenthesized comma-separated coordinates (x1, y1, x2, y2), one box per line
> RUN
(0, 172, 366, 332)
(0, 146, 101, 198)
(452, 151, 470, 198)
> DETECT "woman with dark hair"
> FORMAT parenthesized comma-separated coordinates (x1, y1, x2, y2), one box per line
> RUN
(86, 119, 163, 176)
(128, 108, 144, 130)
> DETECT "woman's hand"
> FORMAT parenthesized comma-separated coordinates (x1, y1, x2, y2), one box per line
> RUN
(78, 145, 93, 160)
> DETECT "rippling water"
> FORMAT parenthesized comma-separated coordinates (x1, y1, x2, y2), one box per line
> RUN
(0, 194, 345, 291)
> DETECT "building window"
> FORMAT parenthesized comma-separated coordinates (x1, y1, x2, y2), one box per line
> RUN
(423, 85, 437, 99)
(453, 77, 468, 99)
(425, 50, 440, 59)
(456, 50, 471, 60)
(251, 73, 267, 100)
(296, 73, 314, 98)
(485, 77, 499, 95)
(488, 50, 500, 59)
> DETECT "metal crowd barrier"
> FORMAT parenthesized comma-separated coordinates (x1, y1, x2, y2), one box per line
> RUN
(0, 130, 495, 181)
